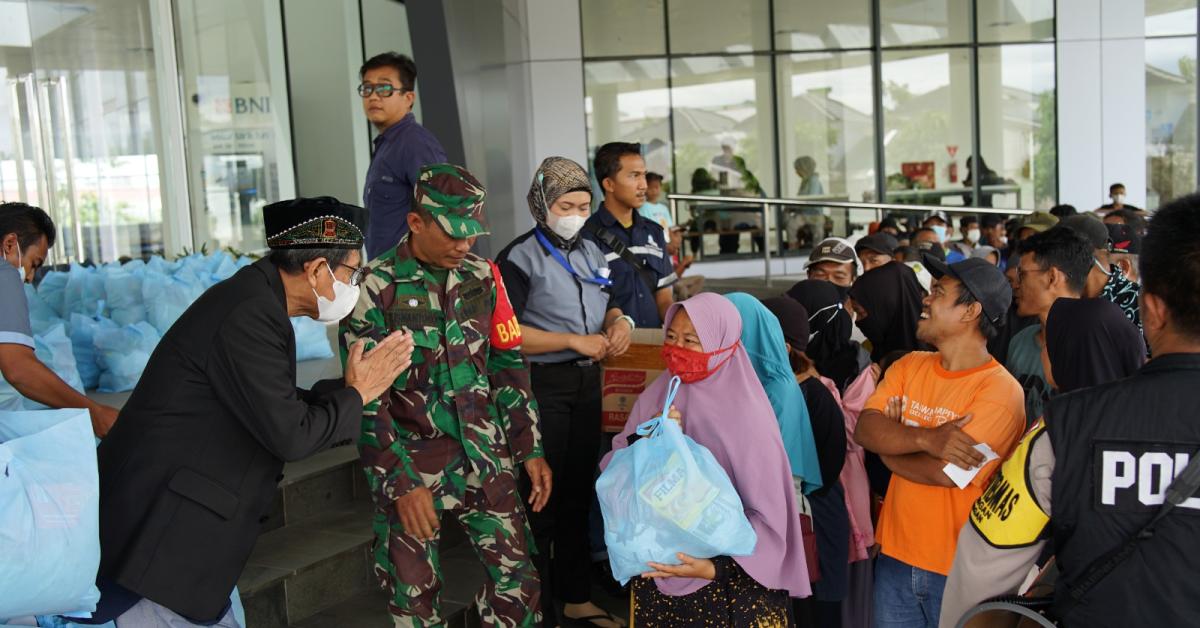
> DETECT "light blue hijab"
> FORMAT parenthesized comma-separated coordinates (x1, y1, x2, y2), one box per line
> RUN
(726, 292, 823, 494)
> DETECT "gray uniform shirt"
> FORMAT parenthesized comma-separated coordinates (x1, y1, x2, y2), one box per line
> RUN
(0, 258, 34, 349)
(940, 431, 1055, 627)
(497, 230, 615, 363)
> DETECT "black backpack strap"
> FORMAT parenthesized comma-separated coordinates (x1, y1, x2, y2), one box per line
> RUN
(588, 223, 661, 296)
(1052, 447, 1200, 621)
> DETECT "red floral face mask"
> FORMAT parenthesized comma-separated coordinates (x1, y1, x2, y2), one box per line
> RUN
(661, 341, 740, 383)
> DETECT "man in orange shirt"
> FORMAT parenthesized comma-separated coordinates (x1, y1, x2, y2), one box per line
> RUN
(854, 256, 1026, 627)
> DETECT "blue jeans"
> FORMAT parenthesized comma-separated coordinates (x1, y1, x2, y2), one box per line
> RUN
(873, 554, 947, 628)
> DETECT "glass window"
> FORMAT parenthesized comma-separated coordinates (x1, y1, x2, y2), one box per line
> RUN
(584, 59, 673, 187)
(774, 2, 872, 51)
(580, 0, 666, 58)
(2, 0, 169, 263)
(668, 0, 771, 55)
(977, 0, 1055, 43)
(880, 0, 971, 47)
(671, 55, 776, 197)
(1146, 37, 1197, 210)
(881, 48, 974, 206)
(777, 52, 876, 201)
(175, 0, 296, 254)
(1147, 0, 1198, 37)
(977, 44, 1056, 210)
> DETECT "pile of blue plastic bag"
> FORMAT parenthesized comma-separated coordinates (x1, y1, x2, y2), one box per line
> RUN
(0, 251, 335, 402)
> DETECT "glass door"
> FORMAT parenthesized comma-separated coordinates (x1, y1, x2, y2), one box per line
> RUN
(2, 0, 170, 264)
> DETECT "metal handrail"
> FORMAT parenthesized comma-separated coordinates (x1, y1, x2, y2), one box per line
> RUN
(667, 193, 1034, 216)
(666, 193, 1034, 284)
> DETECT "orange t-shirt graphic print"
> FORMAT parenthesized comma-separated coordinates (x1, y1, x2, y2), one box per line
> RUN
(865, 352, 1025, 575)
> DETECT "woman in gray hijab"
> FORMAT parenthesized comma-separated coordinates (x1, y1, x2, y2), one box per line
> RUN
(496, 156, 634, 628)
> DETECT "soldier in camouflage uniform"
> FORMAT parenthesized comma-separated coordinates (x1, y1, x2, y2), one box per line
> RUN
(341, 163, 552, 627)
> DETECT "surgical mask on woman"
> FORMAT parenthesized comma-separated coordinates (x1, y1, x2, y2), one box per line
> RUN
(546, 212, 587, 241)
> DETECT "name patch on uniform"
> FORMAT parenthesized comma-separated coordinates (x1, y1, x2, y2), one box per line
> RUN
(458, 280, 489, 319)
(1094, 440, 1200, 514)
(385, 293, 442, 330)
(970, 422, 1050, 548)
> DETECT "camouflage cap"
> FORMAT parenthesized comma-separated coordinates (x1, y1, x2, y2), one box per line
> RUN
(414, 163, 490, 238)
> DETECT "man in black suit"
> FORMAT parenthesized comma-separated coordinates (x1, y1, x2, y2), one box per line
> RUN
(89, 197, 413, 625)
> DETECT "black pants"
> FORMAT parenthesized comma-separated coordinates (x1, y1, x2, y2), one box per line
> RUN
(525, 361, 603, 624)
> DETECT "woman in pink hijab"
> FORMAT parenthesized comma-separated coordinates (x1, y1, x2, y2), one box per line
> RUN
(602, 293, 810, 626)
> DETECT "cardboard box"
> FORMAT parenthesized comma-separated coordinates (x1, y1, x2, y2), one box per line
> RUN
(601, 328, 666, 433)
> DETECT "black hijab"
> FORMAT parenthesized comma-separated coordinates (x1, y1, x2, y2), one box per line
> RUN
(848, 261, 927, 362)
(786, 279, 864, 392)
(1045, 297, 1145, 394)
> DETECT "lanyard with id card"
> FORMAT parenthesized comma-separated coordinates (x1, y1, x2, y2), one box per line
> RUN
(533, 228, 613, 287)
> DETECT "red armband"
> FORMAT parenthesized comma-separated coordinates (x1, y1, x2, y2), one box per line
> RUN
(488, 260, 522, 350)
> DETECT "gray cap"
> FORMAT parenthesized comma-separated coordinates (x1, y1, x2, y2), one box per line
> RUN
(1060, 214, 1111, 250)
(923, 255, 1012, 328)
(806, 237, 856, 268)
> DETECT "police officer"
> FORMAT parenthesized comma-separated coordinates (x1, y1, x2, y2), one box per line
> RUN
(342, 163, 552, 627)
(497, 156, 633, 628)
(583, 142, 676, 328)
(940, 195, 1200, 627)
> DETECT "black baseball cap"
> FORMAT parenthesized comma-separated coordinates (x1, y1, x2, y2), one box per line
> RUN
(1106, 223, 1142, 255)
(916, 240, 946, 261)
(856, 232, 900, 256)
(923, 254, 1012, 328)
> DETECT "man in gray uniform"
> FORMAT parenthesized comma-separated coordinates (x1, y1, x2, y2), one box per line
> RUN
(0, 201, 119, 435)
(496, 157, 633, 628)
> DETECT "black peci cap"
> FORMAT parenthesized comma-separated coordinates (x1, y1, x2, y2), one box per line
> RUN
(263, 197, 367, 250)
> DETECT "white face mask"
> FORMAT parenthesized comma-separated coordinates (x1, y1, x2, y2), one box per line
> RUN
(1113, 193, 1125, 205)
(314, 264, 360, 325)
(6, 247, 25, 283)
(547, 213, 587, 241)
(966, 228, 981, 244)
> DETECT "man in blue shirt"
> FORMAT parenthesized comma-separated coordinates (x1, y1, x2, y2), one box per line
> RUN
(360, 52, 447, 259)
(583, 143, 676, 328)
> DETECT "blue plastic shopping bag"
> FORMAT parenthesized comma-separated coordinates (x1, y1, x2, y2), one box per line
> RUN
(595, 377, 757, 583)
(291, 317, 334, 361)
(0, 409, 101, 619)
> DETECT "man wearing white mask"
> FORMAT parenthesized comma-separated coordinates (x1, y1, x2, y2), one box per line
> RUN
(497, 156, 633, 627)
(922, 211, 951, 244)
(1097, 182, 1141, 216)
(91, 196, 414, 626)
(0, 202, 120, 433)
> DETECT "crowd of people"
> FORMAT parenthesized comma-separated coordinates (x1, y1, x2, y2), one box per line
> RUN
(1, 50, 1198, 628)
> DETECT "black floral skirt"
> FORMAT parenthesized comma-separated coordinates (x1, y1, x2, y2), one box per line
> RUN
(629, 556, 792, 627)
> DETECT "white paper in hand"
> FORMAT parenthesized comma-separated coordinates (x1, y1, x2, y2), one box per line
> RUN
(942, 443, 1000, 489)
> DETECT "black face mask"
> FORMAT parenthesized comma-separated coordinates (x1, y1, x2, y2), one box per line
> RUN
(832, 282, 850, 303)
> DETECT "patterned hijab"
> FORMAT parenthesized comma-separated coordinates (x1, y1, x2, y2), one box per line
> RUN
(526, 156, 592, 248)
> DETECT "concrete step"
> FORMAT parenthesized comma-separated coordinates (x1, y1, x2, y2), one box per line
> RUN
(239, 443, 472, 626)
(290, 543, 488, 628)
(239, 501, 376, 627)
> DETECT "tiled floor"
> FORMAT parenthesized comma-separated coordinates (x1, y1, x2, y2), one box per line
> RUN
(289, 552, 631, 628)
